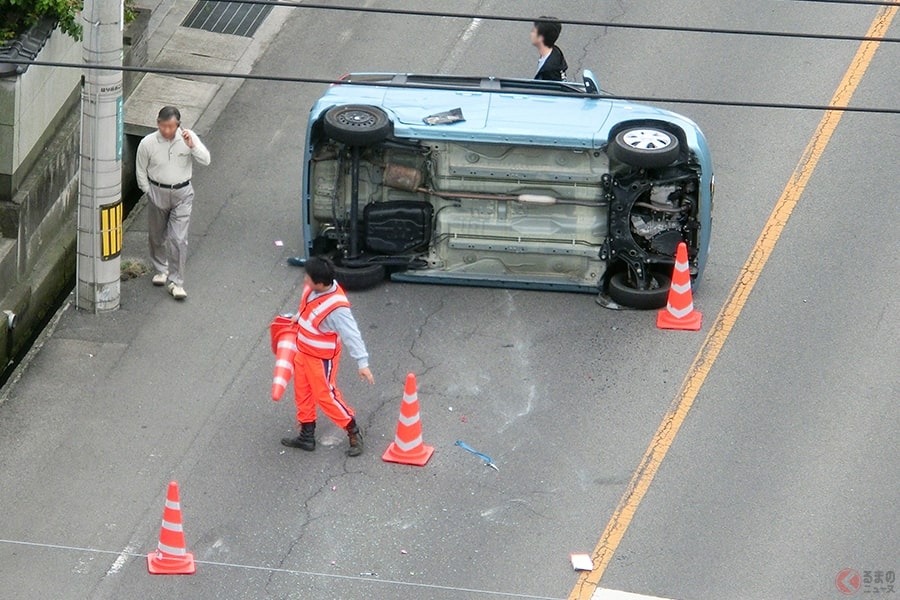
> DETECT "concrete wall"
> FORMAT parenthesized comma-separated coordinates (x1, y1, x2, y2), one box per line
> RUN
(0, 26, 82, 201)
(0, 102, 80, 382)
(0, 111, 80, 277)
(124, 8, 151, 98)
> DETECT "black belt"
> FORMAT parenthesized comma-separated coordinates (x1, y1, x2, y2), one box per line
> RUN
(149, 178, 190, 190)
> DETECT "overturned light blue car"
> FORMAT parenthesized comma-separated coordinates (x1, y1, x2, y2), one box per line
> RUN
(301, 71, 713, 309)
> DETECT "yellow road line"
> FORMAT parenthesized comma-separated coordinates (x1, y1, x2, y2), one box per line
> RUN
(569, 6, 898, 599)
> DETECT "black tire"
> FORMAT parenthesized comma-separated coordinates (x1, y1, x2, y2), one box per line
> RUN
(323, 105, 392, 146)
(334, 263, 386, 291)
(609, 126, 681, 169)
(607, 271, 671, 310)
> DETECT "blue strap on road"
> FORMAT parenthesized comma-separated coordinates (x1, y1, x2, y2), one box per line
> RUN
(455, 440, 499, 471)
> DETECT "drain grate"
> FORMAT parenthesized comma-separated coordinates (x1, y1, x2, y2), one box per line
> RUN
(182, 0, 272, 37)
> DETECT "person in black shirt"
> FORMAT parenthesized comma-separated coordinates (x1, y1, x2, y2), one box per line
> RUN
(531, 17, 568, 81)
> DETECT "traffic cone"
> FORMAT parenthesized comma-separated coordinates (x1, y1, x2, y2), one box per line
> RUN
(270, 315, 299, 401)
(147, 481, 195, 575)
(657, 242, 702, 331)
(382, 373, 435, 467)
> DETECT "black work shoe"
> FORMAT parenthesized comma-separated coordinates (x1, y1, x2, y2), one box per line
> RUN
(346, 420, 363, 457)
(281, 422, 316, 451)
(286, 256, 306, 267)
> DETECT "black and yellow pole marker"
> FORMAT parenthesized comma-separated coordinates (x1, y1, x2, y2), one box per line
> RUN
(99, 201, 123, 261)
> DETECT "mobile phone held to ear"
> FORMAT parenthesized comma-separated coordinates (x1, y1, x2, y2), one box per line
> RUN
(180, 127, 195, 149)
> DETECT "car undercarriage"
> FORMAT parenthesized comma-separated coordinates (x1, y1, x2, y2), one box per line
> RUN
(304, 102, 708, 309)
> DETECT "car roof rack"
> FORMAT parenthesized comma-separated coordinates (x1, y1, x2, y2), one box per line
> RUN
(343, 73, 588, 96)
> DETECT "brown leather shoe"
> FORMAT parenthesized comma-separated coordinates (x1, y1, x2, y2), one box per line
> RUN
(346, 420, 363, 457)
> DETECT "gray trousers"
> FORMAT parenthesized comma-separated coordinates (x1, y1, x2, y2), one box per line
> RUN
(147, 183, 194, 286)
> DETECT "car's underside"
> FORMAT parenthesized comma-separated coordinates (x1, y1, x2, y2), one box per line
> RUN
(306, 108, 704, 308)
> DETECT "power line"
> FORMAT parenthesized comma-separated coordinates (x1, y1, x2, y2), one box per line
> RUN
(785, 0, 900, 6)
(7, 59, 900, 115)
(209, 0, 900, 44)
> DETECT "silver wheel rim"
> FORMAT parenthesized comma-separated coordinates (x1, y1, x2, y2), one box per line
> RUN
(622, 129, 673, 151)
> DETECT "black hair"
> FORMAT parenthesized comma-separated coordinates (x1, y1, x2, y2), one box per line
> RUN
(157, 106, 181, 123)
(534, 17, 562, 47)
(305, 256, 336, 286)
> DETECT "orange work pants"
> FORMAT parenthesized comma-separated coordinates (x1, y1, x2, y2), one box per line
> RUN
(292, 347, 355, 428)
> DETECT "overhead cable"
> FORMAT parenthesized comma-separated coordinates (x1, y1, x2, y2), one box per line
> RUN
(8, 59, 898, 115)
(207, 0, 900, 44)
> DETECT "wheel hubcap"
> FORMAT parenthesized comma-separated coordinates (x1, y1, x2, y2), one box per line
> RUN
(622, 129, 673, 151)
(337, 110, 377, 128)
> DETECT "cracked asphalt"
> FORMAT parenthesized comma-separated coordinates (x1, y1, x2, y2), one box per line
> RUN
(1, 1, 897, 599)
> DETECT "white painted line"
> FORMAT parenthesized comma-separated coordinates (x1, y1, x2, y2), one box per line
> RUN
(0, 538, 564, 599)
(440, 17, 483, 72)
(592, 588, 678, 600)
(105, 544, 137, 576)
(459, 18, 483, 43)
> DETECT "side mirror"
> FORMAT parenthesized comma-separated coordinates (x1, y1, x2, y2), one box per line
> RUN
(583, 69, 600, 95)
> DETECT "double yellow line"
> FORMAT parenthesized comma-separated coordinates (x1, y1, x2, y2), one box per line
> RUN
(570, 6, 898, 599)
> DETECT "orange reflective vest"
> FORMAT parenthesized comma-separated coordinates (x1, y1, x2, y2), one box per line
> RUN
(295, 284, 351, 359)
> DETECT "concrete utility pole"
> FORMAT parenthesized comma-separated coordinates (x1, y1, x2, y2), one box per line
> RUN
(76, 0, 124, 312)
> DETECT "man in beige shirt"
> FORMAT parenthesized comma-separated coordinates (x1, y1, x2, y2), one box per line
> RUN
(135, 106, 211, 300)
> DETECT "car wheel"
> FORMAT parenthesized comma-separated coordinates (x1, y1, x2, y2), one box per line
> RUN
(334, 263, 386, 291)
(607, 271, 671, 310)
(609, 126, 681, 169)
(323, 105, 393, 146)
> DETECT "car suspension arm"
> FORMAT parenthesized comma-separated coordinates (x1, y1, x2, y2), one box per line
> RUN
(349, 145, 361, 259)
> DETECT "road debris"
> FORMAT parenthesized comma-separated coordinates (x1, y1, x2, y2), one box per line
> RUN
(455, 440, 499, 471)
(570, 553, 594, 571)
(423, 107, 465, 125)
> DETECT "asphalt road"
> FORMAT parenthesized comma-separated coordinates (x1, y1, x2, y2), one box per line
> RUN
(0, 2, 897, 599)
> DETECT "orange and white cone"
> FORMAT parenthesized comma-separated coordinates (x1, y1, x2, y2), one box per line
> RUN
(269, 315, 299, 401)
(657, 241, 702, 331)
(382, 373, 435, 467)
(147, 481, 195, 575)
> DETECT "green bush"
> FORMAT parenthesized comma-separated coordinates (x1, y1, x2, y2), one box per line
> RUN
(0, 0, 135, 42)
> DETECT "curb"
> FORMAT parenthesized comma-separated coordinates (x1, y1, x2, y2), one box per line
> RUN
(0, 186, 151, 403)
(0, 299, 71, 406)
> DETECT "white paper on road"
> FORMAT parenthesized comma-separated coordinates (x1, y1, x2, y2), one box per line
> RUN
(570, 553, 594, 571)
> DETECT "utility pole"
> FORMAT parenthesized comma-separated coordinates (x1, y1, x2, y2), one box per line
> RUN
(76, 0, 124, 312)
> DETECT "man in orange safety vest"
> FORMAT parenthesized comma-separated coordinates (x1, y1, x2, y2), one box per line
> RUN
(281, 257, 374, 456)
